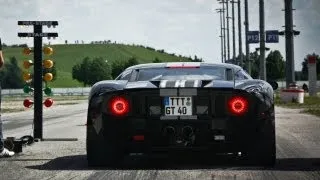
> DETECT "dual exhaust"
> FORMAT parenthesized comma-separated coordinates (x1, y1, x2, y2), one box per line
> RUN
(163, 125, 194, 145)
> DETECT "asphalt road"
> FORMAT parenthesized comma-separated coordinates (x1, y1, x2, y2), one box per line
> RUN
(0, 102, 319, 180)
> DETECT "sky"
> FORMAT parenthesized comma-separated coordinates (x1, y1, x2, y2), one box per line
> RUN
(0, 0, 319, 71)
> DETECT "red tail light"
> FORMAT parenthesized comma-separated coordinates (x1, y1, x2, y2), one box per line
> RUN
(228, 96, 248, 115)
(133, 135, 145, 141)
(109, 96, 130, 116)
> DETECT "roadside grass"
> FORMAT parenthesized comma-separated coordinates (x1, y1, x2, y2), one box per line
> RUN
(275, 95, 320, 117)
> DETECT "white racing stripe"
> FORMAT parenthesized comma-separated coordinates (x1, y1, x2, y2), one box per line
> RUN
(193, 80, 200, 87)
(174, 80, 187, 87)
(160, 80, 168, 88)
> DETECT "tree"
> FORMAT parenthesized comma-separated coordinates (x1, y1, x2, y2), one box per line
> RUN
(243, 51, 260, 79)
(72, 57, 91, 86)
(153, 57, 162, 63)
(87, 57, 112, 85)
(266, 50, 285, 80)
(0, 56, 24, 89)
(125, 57, 138, 68)
(72, 57, 112, 86)
(111, 61, 126, 79)
(301, 53, 320, 80)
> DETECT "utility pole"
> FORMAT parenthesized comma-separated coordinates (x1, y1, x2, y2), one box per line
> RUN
(217, 9, 225, 63)
(221, 0, 227, 62)
(238, 0, 243, 68)
(226, 0, 230, 62)
(259, 0, 266, 80)
(283, 0, 298, 88)
(244, 0, 250, 75)
(231, 1, 236, 64)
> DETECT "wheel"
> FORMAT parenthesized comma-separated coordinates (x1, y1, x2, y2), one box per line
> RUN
(243, 112, 276, 167)
(86, 126, 124, 167)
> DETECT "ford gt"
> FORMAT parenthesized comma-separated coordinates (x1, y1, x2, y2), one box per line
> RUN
(86, 62, 277, 167)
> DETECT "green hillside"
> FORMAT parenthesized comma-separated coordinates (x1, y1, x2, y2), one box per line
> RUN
(2, 44, 192, 87)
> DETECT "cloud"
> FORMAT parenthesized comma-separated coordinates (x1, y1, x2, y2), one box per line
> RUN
(0, 0, 319, 71)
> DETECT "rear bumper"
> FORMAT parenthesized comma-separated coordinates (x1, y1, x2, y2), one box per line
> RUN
(90, 114, 265, 155)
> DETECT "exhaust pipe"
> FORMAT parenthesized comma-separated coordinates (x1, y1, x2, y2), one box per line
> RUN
(163, 126, 175, 136)
(182, 126, 194, 138)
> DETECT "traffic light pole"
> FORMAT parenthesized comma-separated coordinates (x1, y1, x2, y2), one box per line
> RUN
(33, 25, 43, 140)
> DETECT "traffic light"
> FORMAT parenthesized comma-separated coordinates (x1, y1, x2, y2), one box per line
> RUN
(43, 47, 53, 56)
(23, 99, 33, 108)
(18, 20, 59, 140)
(43, 59, 53, 68)
(42, 47, 55, 106)
(44, 87, 52, 96)
(22, 72, 32, 82)
(23, 85, 33, 93)
(23, 60, 33, 69)
(22, 47, 34, 108)
(44, 98, 54, 107)
(23, 47, 32, 55)
(44, 72, 53, 82)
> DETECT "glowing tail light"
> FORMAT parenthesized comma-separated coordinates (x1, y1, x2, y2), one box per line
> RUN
(109, 96, 130, 116)
(133, 135, 145, 141)
(228, 96, 248, 115)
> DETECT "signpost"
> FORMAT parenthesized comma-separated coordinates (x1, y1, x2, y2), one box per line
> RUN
(247, 31, 260, 44)
(248, 30, 280, 44)
(266, 30, 279, 43)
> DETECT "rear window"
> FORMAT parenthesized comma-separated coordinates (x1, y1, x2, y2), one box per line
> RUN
(136, 67, 227, 81)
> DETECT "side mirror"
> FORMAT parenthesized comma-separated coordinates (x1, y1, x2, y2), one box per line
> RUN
(268, 81, 278, 90)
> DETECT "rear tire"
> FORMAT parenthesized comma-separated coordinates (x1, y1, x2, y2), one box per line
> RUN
(243, 115, 276, 167)
(87, 127, 124, 167)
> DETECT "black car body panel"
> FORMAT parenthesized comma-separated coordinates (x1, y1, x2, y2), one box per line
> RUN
(86, 62, 276, 164)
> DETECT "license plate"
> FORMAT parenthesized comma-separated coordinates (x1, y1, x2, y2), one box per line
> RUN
(164, 97, 192, 116)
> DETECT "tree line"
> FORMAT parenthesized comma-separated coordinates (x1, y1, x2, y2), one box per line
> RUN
(0, 51, 319, 89)
(235, 50, 320, 81)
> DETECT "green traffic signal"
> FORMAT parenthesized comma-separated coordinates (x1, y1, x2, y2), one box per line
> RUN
(23, 85, 33, 93)
(44, 87, 52, 96)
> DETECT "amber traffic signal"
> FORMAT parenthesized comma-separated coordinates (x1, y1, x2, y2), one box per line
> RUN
(23, 47, 32, 55)
(23, 72, 32, 82)
(23, 60, 33, 69)
(43, 59, 53, 68)
(43, 47, 53, 55)
(43, 73, 53, 82)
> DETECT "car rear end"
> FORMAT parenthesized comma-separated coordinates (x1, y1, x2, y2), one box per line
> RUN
(88, 87, 266, 159)
(87, 63, 275, 166)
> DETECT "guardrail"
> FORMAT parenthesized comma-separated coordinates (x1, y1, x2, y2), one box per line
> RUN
(1, 81, 319, 96)
(1, 87, 91, 96)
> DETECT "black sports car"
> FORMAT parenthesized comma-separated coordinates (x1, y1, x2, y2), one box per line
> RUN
(86, 62, 277, 167)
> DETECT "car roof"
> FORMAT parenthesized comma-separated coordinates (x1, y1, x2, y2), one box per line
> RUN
(125, 62, 242, 71)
